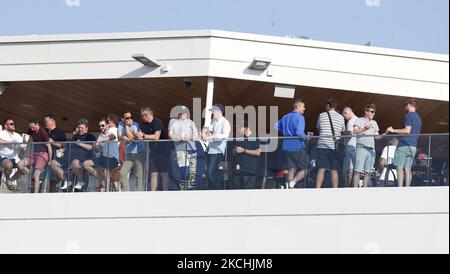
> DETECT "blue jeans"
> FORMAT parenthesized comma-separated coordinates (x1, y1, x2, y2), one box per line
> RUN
(207, 153, 224, 190)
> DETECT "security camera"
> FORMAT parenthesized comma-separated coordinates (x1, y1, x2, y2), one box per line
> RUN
(183, 78, 193, 88)
(0, 82, 8, 95)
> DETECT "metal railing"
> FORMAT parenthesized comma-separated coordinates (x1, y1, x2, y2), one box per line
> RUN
(0, 133, 448, 193)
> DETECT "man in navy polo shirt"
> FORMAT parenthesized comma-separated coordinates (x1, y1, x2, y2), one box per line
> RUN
(387, 99, 422, 187)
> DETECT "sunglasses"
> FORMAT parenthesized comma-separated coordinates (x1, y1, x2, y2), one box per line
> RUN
(8, 122, 15, 126)
(366, 110, 376, 114)
(124, 117, 132, 120)
(99, 124, 106, 128)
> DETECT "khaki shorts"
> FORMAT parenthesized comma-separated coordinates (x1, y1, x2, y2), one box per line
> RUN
(393, 146, 417, 169)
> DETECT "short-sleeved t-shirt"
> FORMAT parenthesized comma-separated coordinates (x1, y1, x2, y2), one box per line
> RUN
(118, 121, 144, 154)
(98, 129, 119, 161)
(27, 127, 50, 153)
(380, 145, 397, 181)
(317, 111, 345, 150)
(398, 112, 422, 148)
(46, 127, 67, 156)
(141, 118, 170, 154)
(231, 138, 261, 175)
(0, 130, 23, 161)
(169, 119, 198, 152)
(346, 116, 358, 148)
(69, 133, 97, 161)
(354, 118, 379, 149)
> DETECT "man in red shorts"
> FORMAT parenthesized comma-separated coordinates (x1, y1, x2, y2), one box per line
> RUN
(14, 118, 52, 193)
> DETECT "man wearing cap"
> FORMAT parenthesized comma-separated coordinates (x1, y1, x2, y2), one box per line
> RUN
(206, 104, 231, 190)
(168, 105, 198, 188)
(230, 120, 261, 189)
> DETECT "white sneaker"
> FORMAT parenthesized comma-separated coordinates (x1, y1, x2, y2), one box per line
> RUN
(74, 182, 84, 190)
(289, 181, 297, 189)
(60, 180, 70, 190)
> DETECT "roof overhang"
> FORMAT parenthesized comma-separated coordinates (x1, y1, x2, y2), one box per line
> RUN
(0, 29, 448, 102)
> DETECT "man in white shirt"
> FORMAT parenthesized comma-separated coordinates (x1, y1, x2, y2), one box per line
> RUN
(377, 138, 398, 187)
(168, 106, 199, 188)
(353, 104, 380, 188)
(82, 117, 119, 192)
(206, 104, 231, 190)
(342, 107, 358, 187)
(0, 119, 24, 190)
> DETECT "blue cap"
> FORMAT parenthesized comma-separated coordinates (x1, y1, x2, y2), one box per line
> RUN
(209, 104, 224, 113)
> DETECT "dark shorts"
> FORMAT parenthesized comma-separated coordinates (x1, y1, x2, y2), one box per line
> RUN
(148, 152, 171, 173)
(94, 156, 119, 171)
(56, 154, 92, 168)
(284, 149, 309, 170)
(0, 157, 17, 168)
(317, 148, 340, 171)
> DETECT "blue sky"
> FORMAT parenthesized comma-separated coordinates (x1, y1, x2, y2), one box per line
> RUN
(0, 0, 448, 54)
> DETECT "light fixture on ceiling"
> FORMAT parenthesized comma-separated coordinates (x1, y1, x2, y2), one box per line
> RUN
(132, 54, 161, 67)
(249, 57, 272, 71)
(0, 82, 8, 95)
(274, 84, 296, 98)
(20, 104, 34, 108)
(124, 101, 137, 106)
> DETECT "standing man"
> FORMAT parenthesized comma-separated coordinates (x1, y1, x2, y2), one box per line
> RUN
(206, 104, 231, 190)
(352, 104, 380, 188)
(168, 106, 198, 189)
(44, 114, 67, 192)
(136, 107, 170, 191)
(15, 118, 52, 193)
(0, 119, 24, 191)
(118, 111, 145, 192)
(316, 98, 345, 188)
(275, 99, 308, 189)
(230, 120, 261, 189)
(387, 99, 422, 187)
(342, 107, 358, 187)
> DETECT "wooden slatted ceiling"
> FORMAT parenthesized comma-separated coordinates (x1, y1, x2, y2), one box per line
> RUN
(0, 77, 448, 135)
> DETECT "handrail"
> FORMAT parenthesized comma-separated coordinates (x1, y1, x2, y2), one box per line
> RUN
(0, 133, 448, 145)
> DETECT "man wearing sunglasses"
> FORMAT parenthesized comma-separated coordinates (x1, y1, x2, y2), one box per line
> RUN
(14, 118, 52, 193)
(118, 111, 145, 191)
(352, 104, 380, 188)
(82, 118, 119, 192)
(0, 119, 24, 191)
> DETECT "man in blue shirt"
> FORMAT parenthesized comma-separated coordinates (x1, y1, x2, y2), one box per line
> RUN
(118, 111, 145, 191)
(275, 99, 308, 189)
(387, 99, 422, 187)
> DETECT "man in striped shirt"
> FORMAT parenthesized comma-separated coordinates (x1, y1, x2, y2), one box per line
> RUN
(316, 98, 345, 188)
